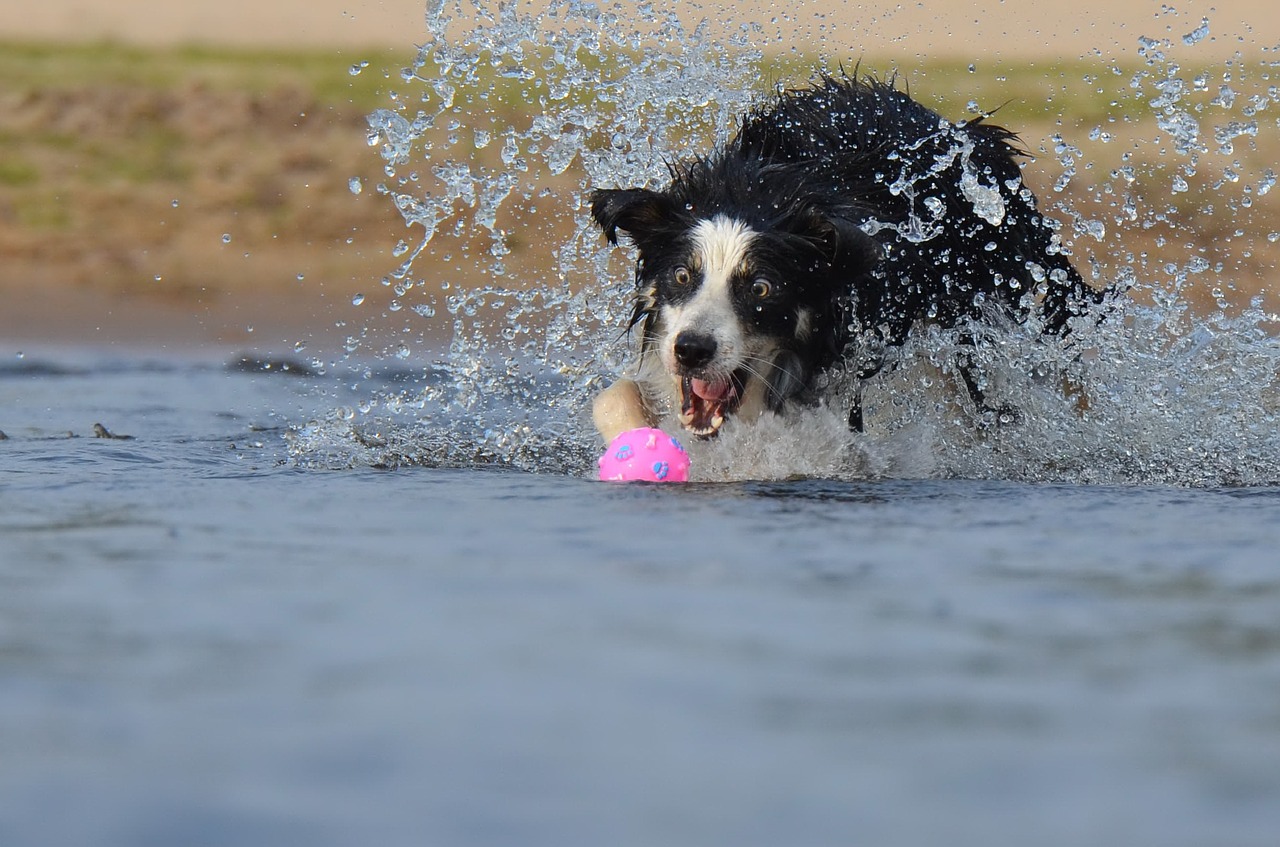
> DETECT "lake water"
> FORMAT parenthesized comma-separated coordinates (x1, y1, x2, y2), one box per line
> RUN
(3, 347, 1280, 846)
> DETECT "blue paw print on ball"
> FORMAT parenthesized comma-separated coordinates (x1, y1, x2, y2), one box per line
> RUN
(652, 461, 670, 480)
(614, 444, 634, 461)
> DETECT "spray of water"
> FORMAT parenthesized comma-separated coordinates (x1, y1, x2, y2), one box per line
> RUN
(287, 1, 1280, 486)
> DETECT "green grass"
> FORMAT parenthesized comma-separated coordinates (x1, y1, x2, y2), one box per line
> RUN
(6, 36, 1260, 114)
(0, 39, 411, 111)
(0, 38, 1177, 126)
(13, 192, 71, 230)
(0, 156, 39, 187)
(83, 132, 192, 184)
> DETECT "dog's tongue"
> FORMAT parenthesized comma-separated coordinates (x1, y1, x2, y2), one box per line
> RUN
(690, 378, 732, 402)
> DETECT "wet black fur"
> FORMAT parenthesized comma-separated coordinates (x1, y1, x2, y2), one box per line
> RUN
(591, 73, 1103, 425)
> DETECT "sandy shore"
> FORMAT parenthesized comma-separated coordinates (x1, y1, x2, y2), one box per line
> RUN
(3, 0, 1275, 59)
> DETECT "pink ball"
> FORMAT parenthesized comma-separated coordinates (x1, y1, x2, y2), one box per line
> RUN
(598, 427, 691, 483)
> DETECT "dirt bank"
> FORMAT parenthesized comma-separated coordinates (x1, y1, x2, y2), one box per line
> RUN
(2, 36, 1277, 351)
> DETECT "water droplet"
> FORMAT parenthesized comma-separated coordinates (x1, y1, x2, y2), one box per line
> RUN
(221, 233, 232, 244)
(395, 343, 411, 359)
(352, 293, 366, 306)
(1258, 170, 1277, 197)
(349, 60, 370, 76)
(348, 177, 363, 195)
(296, 272, 306, 281)
(1182, 18, 1210, 46)
(170, 199, 180, 208)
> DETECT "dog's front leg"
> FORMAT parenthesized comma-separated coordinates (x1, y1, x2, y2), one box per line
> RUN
(593, 378, 655, 443)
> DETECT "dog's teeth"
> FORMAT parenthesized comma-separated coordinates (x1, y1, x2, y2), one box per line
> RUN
(711, 415, 724, 429)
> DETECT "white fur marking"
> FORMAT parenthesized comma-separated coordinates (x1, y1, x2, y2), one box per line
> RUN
(660, 216, 756, 373)
(694, 215, 755, 281)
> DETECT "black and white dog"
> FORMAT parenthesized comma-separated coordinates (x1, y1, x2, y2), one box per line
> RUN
(590, 73, 1101, 442)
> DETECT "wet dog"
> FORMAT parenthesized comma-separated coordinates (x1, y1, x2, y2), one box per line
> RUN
(590, 73, 1101, 441)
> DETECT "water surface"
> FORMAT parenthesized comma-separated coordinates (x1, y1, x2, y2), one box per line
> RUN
(2, 351, 1279, 846)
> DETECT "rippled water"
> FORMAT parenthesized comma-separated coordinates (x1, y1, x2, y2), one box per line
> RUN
(3, 350, 1280, 846)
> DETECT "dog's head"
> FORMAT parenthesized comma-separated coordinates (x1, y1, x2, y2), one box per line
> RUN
(591, 161, 880, 437)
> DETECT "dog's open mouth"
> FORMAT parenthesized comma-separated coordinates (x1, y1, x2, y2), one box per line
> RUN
(678, 372, 746, 437)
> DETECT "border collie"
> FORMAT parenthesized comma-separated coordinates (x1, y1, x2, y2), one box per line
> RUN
(590, 73, 1101, 441)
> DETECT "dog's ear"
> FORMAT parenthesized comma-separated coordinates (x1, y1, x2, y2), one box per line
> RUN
(808, 210, 886, 358)
(812, 211, 881, 268)
(590, 188, 677, 246)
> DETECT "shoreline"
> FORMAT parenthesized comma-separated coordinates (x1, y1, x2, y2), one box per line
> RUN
(3, 5, 1279, 352)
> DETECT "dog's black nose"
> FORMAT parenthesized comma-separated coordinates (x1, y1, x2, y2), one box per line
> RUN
(673, 331, 717, 369)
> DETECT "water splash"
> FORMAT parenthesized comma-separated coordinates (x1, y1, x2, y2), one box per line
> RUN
(289, 2, 1280, 487)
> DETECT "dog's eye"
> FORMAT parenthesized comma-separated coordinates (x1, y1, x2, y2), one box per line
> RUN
(673, 266, 692, 286)
(750, 278, 773, 299)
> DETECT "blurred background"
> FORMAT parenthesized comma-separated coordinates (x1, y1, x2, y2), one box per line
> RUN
(1, 0, 1275, 353)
